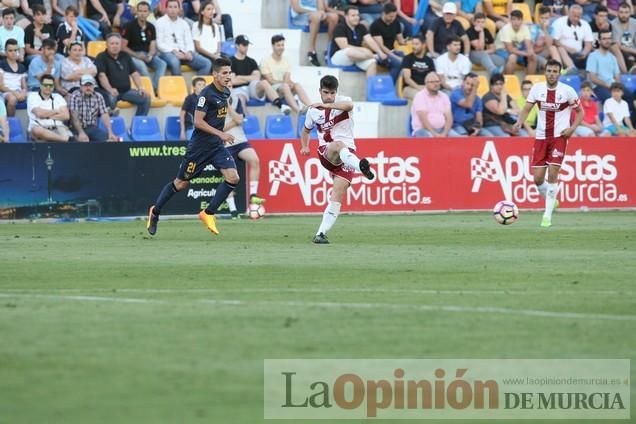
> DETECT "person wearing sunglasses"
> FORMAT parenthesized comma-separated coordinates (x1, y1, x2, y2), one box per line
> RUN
(26, 73, 74, 142)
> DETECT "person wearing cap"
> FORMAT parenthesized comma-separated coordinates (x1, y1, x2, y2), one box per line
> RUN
(27, 39, 63, 93)
(95, 33, 150, 116)
(261, 33, 312, 113)
(27, 73, 73, 142)
(230, 34, 291, 115)
(329, 6, 387, 76)
(55, 5, 84, 56)
(290, 0, 339, 67)
(69, 74, 117, 142)
(121, 1, 166, 94)
(155, 0, 212, 76)
(425, 2, 470, 58)
(61, 41, 98, 94)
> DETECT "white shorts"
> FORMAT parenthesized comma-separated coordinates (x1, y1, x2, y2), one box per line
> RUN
(331, 48, 375, 71)
(231, 80, 265, 101)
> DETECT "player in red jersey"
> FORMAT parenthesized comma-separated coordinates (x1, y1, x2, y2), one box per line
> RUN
(300, 75, 375, 244)
(513, 59, 584, 227)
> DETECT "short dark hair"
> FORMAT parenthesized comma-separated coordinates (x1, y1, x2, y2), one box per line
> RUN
(344, 5, 359, 15)
(610, 82, 624, 92)
(192, 77, 206, 86)
(4, 38, 17, 50)
(581, 81, 594, 90)
(618, 1, 631, 9)
(106, 32, 121, 41)
(545, 59, 562, 72)
(40, 73, 55, 84)
(42, 38, 57, 50)
(538, 6, 551, 15)
(383, 3, 397, 13)
(599, 28, 613, 37)
(32, 4, 46, 15)
(271, 34, 285, 44)
(473, 12, 486, 20)
(320, 75, 339, 90)
(464, 72, 478, 80)
(521, 79, 533, 87)
(446, 35, 461, 45)
(595, 5, 609, 14)
(212, 57, 232, 72)
(414, 33, 425, 43)
(490, 72, 504, 86)
(510, 10, 523, 19)
(166, 0, 180, 7)
(136, 1, 151, 10)
(2, 8, 15, 17)
(65, 5, 79, 16)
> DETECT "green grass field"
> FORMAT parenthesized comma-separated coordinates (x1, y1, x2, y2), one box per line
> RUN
(1, 212, 635, 423)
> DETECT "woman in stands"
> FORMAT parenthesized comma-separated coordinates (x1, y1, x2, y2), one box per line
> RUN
(192, 1, 222, 62)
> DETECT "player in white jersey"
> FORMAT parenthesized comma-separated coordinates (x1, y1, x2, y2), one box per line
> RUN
(300, 75, 375, 244)
(513, 59, 584, 227)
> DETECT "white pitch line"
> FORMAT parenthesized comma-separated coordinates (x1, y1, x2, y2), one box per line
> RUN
(0, 293, 153, 304)
(199, 299, 636, 322)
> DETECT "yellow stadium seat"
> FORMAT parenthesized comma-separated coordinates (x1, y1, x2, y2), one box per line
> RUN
(477, 75, 489, 97)
(523, 74, 546, 86)
(393, 40, 413, 55)
(512, 3, 533, 23)
(181, 64, 194, 73)
(116, 100, 134, 108)
(158, 76, 188, 106)
(199, 75, 215, 85)
(504, 74, 522, 99)
(485, 18, 497, 37)
(139, 76, 167, 107)
(87, 41, 106, 58)
(534, 3, 542, 23)
(456, 16, 470, 30)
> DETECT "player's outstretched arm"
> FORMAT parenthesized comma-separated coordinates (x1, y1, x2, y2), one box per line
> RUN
(311, 101, 353, 112)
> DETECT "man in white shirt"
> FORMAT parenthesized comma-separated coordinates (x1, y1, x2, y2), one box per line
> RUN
(155, 0, 211, 75)
(27, 73, 73, 142)
(552, 5, 594, 72)
(435, 35, 471, 92)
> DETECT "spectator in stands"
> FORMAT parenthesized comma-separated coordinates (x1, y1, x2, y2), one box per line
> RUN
(179, 76, 205, 141)
(156, 0, 212, 76)
(61, 41, 97, 94)
(573, 0, 599, 22)
(291, 0, 339, 67)
(348, 0, 384, 26)
(435, 36, 471, 92)
(515, 79, 536, 136)
(450, 73, 491, 135)
(400, 33, 435, 100)
(411, 71, 459, 137)
(211, 0, 233, 40)
(587, 29, 622, 103)
(370, 3, 406, 82)
(0, 98, 8, 142)
(426, 2, 470, 58)
(607, 0, 633, 20)
(24, 5, 55, 65)
(456, 0, 484, 22)
(612, 2, 636, 73)
(482, 73, 526, 136)
(86, 0, 123, 37)
(589, 5, 628, 73)
(495, 10, 538, 75)
(192, 0, 222, 63)
(542, 0, 568, 19)
(392, 0, 417, 37)
(529, 6, 553, 68)
(180, 0, 233, 40)
(575, 81, 607, 136)
(52, 0, 95, 30)
(603, 82, 636, 136)
(27, 73, 73, 142)
(552, 5, 593, 72)
(95, 33, 150, 116)
(18, 0, 51, 26)
(467, 12, 503, 75)
(0, 9, 24, 61)
(69, 74, 117, 142)
(27, 39, 63, 93)
(121, 1, 166, 94)
(261, 34, 312, 113)
(230, 35, 291, 115)
(329, 6, 386, 76)
(483, 0, 510, 30)
(0, 38, 27, 116)
(56, 6, 84, 56)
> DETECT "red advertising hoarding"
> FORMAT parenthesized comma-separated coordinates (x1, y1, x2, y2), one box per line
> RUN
(250, 137, 635, 213)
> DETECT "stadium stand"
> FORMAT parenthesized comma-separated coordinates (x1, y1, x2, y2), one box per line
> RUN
(164, 116, 183, 141)
(265, 115, 296, 139)
(131, 116, 163, 142)
(243, 115, 264, 140)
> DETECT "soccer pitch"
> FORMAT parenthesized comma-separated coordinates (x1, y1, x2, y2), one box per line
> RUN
(1, 212, 635, 423)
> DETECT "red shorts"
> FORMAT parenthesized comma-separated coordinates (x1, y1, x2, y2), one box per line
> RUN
(318, 144, 355, 183)
(531, 136, 568, 167)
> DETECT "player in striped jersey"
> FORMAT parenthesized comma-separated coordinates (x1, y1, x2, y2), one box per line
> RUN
(513, 59, 584, 227)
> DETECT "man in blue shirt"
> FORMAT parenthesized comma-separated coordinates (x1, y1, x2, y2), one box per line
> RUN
(586, 28, 622, 103)
(147, 57, 239, 236)
(450, 73, 492, 136)
(27, 39, 62, 92)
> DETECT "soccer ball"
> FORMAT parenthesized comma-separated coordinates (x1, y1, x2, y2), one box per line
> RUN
(248, 203, 266, 220)
(492, 200, 519, 225)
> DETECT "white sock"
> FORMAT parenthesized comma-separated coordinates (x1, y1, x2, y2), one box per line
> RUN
(339, 148, 361, 172)
(536, 182, 548, 198)
(544, 183, 559, 219)
(226, 195, 237, 212)
(249, 181, 259, 196)
(317, 201, 341, 235)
